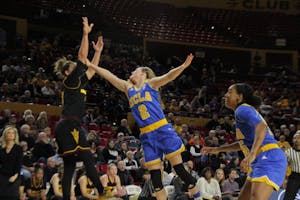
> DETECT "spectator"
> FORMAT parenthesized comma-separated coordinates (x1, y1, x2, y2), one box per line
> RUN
(102, 139, 120, 164)
(36, 111, 49, 131)
(117, 119, 132, 136)
(0, 126, 23, 200)
(197, 167, 222, 200)
(25, 167, 47, 200)
(185, 160, 199, 180)
(19, 124, 35, 149)
(206, 113, 220, 130)
(0, 109, 11, 129)
(32, 132, 55, 162)
(119, 141, 128, 160)
(20, 141, 35, 179)
(168, 99, 180, 113)
(44, 156, 58, 183)
(171, 168, 193, 200)
(278, 135, 291, 150)
(214, 168, 225, 190)
(190, 136, 202, 165)
(136, 158, 149, 183)
(114, 132, 125, 151)
(100, 163, 127, 199)
(75, 167, 99, 200)
(48, 163, 75, 200)
(222, 169, 240, 200)
(124, 150, 138, 170)
(41, 80, 55, 96)
(117, 160, 133, 186)
(25, 114, 37, 134)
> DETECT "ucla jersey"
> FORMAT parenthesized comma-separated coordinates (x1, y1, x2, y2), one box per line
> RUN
(235, 103, 278, 156)
(128, 81, 185, 167)
(128, 81, 165, 128)
(235, 104, 287, 191)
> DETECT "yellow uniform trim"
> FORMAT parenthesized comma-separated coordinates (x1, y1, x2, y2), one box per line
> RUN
(257, 143, 280, 155)
(248, 175, 280, 191)
(165, 144, 186, 160)
(59, 146, 91, 156)
(140, 118, 168, 134)
(145, 158, 161, 168)
(62, 78, 81, 90)
(241, 103, 251, 107)
(80, 89, 87, 95)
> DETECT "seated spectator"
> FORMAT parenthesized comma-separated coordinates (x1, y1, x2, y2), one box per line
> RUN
(171, 167, 194, 200)
(190, 136, 202, 165)
(115, 132, 125, 151)
(117, 119, 132, 136)
(75, 167, 99, 200)
(136, 158, 149, 183)
(0, 109, 10, 129)
(25, 114, 37, 135)
(48, 163, 75, 200)
(185, 160, 199, 180)
(100, 163, 127, 199)
(41, 80, 55, 97)
(102, 139, 120, 164)
(32, 132, 55, 162)
(20, 141, 35, 179)
(90, 141, 104, 165)
(205, 113, 220, 130)
(214, 168, 225, 190)
(222, 169, 240, 200)
(124, 150, 138, 170)
(197, 167, 221, 200)
(25, 167, 47, 200)
(168, 99, 180, 113)
(119, 141, 128, 160)
(179, 98, 191, 113)
(44, 156, 58, 183)
(117, 160, 133, 186)
(278, 135, 291, 150)
(36, 111, 49, 132)
(19, 124, 35, 150)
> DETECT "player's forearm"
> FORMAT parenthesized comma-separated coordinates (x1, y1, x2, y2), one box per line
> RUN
(250, 122, 267, 155)
(217, 142, 241, 152)
(78, 34, 89, 61)
(166, 64, 188, 81)
(92, 50, 101, 65)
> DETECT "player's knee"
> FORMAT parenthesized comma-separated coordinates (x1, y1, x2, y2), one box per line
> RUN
(173, 163, 197, 189)
(150, 169, 164, 192)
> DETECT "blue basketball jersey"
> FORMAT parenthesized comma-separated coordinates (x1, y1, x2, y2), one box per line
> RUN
(235, 103, 278, 156)
(127, 81, 165, 128)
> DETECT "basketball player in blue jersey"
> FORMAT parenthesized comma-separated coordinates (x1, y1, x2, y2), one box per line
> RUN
(202, 83, 287, 200)
(85, 54, 201, 200)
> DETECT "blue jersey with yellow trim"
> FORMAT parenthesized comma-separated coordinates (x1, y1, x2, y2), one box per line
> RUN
(128, 82, 165, 128)
(235, 104, 277, 156)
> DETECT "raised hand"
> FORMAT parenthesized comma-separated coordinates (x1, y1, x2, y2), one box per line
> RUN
(182, 53, 194, 68)
(92, 36, 104, 52)
(82, 17, 94, 35)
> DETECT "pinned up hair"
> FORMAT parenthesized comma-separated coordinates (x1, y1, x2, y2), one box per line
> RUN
(140, 66, 156, 79)
(54, 57, 72, 76)
(234, 83, 262, 108)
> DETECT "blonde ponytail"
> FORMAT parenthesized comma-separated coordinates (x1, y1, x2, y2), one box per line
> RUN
(54, 57, 71, 76)
(140, 66, 156, 79)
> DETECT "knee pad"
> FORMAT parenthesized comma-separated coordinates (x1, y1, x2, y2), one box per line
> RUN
(150, 169, 164, 192)
(173, 163, 197, 189)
